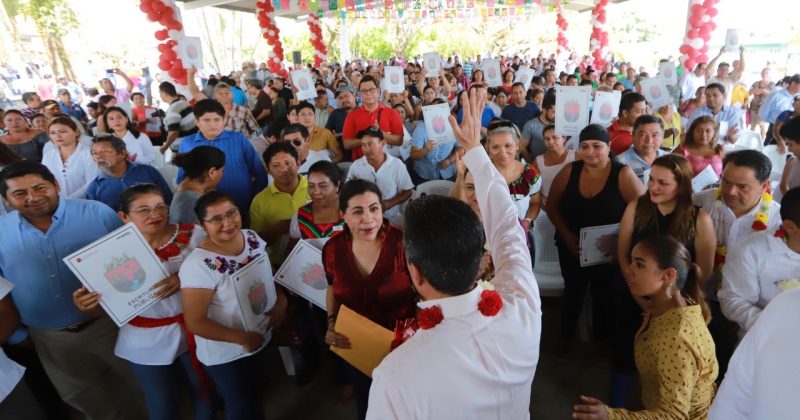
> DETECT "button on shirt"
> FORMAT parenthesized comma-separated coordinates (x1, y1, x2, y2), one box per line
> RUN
(346, 153, 414, 219)
(692, 189, 781, 300)
(616, 146, 666, 184)
(410, 124, 458, 181)
(718, 230, 800, 333)
(86, 162, 173, 212)
(367, 147, 541, 420)
(0, 199, 123, 329)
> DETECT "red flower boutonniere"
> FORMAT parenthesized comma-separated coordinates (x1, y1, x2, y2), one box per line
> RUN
(417, 306, 444, 330)
(752, 220, 768, 231)
(478, 290, 503, 316)
(775, 226, 789, 244)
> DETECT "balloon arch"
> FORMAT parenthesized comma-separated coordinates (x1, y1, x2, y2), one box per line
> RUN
(143, 0, 721, 86)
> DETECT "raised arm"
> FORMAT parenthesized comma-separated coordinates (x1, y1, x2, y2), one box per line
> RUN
(451, 88, 537, 306)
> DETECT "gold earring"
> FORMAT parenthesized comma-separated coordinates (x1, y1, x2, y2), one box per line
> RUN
(666, 284, 673, 299)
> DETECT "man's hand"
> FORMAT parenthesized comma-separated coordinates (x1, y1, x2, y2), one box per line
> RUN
(448, 87, 486, 151)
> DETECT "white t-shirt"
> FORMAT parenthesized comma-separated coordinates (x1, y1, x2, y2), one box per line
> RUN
(535, 149, 575, 200)
(121, 130, 156, 166)
(298, 149, 332, 175)
(346, 153, 414, 219)
(179, 229, 273, 366)
(114, 225, 204, 365)
(0, 276, 24, 402)
(41, 139, 99, 199)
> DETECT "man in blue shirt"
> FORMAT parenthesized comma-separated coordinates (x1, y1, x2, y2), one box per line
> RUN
(759, 74, 800, 150)
(688, 83, 744, 143)
(616, 115, 668, 184)
(86, 135, 173, 211)
(177, 99, 269, 216)
(501, 82, 541, 131)
(0, 161, 146, 419)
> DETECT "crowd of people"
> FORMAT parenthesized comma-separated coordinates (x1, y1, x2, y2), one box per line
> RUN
(0, 44, 799, 420)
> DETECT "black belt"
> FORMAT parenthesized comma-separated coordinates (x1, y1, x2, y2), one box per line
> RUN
(60, 317, 98, 333)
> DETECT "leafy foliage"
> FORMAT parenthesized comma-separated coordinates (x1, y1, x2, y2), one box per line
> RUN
(24, 0, 78, 37)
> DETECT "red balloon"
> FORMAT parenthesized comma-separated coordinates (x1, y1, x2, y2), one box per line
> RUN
(688, 29, 699, 39)
(158, 61, 171, 71)
(146, 12, 159, 21)
(691, 4, 703, 14)
(140, 3, 153, 13)
(698, 54, 709, 63)
(154, 29, 168, 41)
(708, 22, 717, 30)
(168, 68, 182, 79)
(699, 26, 710, 36)
(707, 7, 718, 17)
(679, 45, 690, 54)
(163, 50, 177, 61)
(700, 32, 711, 42)
(684, 59, 696, 71)
(166, 39, 177, 46)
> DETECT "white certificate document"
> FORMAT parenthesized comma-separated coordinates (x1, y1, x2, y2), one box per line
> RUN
(290, 70, 318, 101)
(692, 165, 720, 192)
(422, 52, 441, 77)
(482, 59, 503, 88)
(640, 77, 672, 109)
(724, 29, 741, 52)
(659, 61, 678, 86)
(555, 86, 592, 137)
(422, 103, 455, 144)
(231, 254, 277, 336)
(177, 36, 203, 70)
(274, 240, 327, 310)
(383, 66, 404, 94)
(580, 223, 620, 267)
(514, 67, 534, 90)
(144, 109, 162, 133)
(63, 223, 169, 326)
(590, 90, 621, 128)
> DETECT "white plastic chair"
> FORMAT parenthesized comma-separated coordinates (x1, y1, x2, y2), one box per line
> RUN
(157, 165, 178, 192)
(336, 162, 352, 180)
(151, 145, 166, 168)
(531, 211, 564, 297)
(763, 144, 788, 180)
(415, 180, 455, 198)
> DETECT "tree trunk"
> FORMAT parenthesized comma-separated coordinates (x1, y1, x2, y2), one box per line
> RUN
(53, 36, 75, 80)
(200, 9, 222, 73)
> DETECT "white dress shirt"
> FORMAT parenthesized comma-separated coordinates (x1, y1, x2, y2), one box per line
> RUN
(367, 147, 542, 420)
(710, 288, 800, 419)
(680, 71, 706, 102)
(298, 149, 331, 175)
(0, 276, 25, 402)
(692, 189, 781, 300)
(41, 139, 99, 199)
(346, 153, 414, 219)
(719, 229, 800, 333)
(121, 130, 156, 166)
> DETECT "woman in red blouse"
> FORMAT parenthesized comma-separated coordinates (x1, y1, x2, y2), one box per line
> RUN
(323, 178, 416, 420)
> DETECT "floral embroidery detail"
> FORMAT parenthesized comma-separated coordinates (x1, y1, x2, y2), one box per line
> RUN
(154, 225, 194, 261)
(203, 256, 251, 275)
(246, 230, 261, 252)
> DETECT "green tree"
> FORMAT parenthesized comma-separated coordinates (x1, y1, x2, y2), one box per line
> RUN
(24, 0, 78, 79)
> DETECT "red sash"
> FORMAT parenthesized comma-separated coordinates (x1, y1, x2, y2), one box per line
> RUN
(128, 314, 212, 399)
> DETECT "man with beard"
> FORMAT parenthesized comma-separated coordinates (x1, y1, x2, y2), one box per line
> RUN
(86, 135, 172, 211)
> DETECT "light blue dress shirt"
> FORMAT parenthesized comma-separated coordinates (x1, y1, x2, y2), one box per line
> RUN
(410, 124, 458, 181)
(688, 105, 743, 132)
(616, 146, 667, 184)
(759, 88, 797, 124)
(0, 198, 123, 329)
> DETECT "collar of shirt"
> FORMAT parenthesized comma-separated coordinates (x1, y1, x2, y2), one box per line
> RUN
(767, 230, 800, 258)
(96, 161, 142, 181)
(267, 175, 308, 196)
(15, 197, 67, 232)
(417, 285, 482, 319)
(624, 146, 666, 164)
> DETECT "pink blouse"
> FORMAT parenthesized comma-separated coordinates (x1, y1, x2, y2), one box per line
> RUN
(680, 147, 723, 177)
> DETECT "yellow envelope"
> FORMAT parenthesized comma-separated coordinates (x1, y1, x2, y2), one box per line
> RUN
(330, 305, 394, 378)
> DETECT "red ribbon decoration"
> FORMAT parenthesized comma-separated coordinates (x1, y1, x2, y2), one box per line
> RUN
(256, 1, 288, 79)
(140, 0, 188, 85)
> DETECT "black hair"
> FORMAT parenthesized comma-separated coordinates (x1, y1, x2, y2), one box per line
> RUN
(158, 81, 177, 97)
(358, 75, 379, 90)
(102, 106, 141, 138)
(193, 99, 225, 118)
(262, 140, 298, 165)
(91, 134, 128, 155)
(632, 114, 664, 133)
(207, 78, 219, 88)
(634, 235, 710, 323)
(705, 82, 726, 95)
(338, 178, 382, 212)
(0, 161, 57, 198)
(357, 126, 384, 141)
(86, 102, 99, 111)
(98, 95, 116, 107)
(119, 183, 165, 214)
(722, 150, 772, 183)
(542, 123, 557, 136)
(619, 92, 646, 117)
(281, 123, 309, 140)
(781, 187, 800, 226)
(542, 92, 556, 110)
(21, 92, 39, 105)
(171, 146, 226, 181)
(511, 82, 526, 91)
(295, 101, 315, 113)
(531, 76, 544, 86)
(247, 79, 264, 90)
(778, 116, 800, 142)
(130, 92, 145, 101)
(194, 190, 236, 222)
(404, 195, 485, 295)
(307, 160, 342, 187)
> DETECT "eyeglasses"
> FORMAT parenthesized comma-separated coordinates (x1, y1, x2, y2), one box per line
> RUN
(130, 204, 169, 218)
(203, 208, 240, 225)
(359, 87, 379, 95)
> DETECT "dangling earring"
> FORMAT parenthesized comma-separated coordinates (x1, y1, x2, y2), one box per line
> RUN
(665, 284, 673, 299)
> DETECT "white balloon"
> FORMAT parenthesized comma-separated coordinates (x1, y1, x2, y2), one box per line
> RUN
(690, 38, 704, 49)
(701, 14, 710, 23)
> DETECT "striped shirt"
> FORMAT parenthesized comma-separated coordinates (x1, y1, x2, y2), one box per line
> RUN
(164, 99, 197, 138)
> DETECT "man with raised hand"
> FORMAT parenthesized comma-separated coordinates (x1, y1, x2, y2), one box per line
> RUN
(367, 87, 541, 420)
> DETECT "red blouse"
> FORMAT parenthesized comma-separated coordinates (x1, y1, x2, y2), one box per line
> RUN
(322, 223, 417, 330)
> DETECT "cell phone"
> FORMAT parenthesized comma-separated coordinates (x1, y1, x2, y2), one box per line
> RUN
(106, 69, 115, 73)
